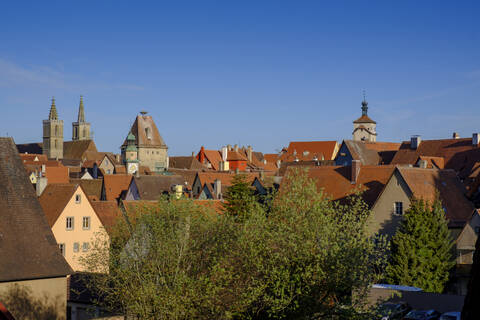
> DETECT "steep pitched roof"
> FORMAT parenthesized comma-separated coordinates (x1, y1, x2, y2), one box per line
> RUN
(91, 201, 122, 234)
(63, 140, 98, 160)
(169, 156, 206, 170)
(283, 141, 338, 161)
(417, 156, 445, 169)
(103, 174, 133, 201)
(396, 167, 474, 226)
(132, 175, 185, 200)
(290, 165, 395, 207)
(168, 169, 200, 190)
(391, 137, 480, 178)
(38, 184, 78, 226)
(227, 151, 247, 161)
(343, 140, 401, 165)
(16, 142, 43, 155)
(122, 114, 167, 148)
(69, 178, 103, 201)
(203, 149, 223, 170)
(0, 138, 71, 281)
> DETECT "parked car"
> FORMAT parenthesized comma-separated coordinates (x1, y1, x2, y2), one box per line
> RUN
(439, 312, 461, 320)
(403, 309, 440, 320)
(378, 302, 412, 320)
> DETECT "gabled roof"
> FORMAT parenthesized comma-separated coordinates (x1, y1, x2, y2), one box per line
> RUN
(396, 167, 474, 226)
(342, 140, 401, 165)
(132, 175, 185, 200)
(169, 156, 205, 170)
(0, 137, 72, 281)
(290, 165, 395, 207)
(282, 141, 338, 161)
(391, 137, 480, 178)
(417, 156, 445, 169)
(38, 184, 78, 226)
(91, 201, 122, 235)
(202, 149, 223, 170)
(103, 174, 133, 201)
(69, 178, 103, 201)
(168, 169, 200, 190)
(19, 153, 48, 162)
(64, 140, 98, 160)
(45, 166, 70, 184)
(122, 114, 167, 148)
(227, 151, 247, 161)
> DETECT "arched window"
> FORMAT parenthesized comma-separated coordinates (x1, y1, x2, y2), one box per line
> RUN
(55, 125, 58, 136)
(74, 127, 78, 138)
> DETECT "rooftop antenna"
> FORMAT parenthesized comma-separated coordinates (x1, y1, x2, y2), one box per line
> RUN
(363, 90, 366, 102)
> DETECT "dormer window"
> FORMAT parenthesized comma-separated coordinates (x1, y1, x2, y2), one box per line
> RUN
(145, 127, 152, 140)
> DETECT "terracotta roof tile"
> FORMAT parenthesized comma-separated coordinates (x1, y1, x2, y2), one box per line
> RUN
(353, 115, 376, 124)
(0, 138, 72, 281)
(286, 165, 395, 207)
(397, 167, 474, 226)
(417, 156, 445, 169)
(169, 156, 206, 170)
(69, 179, 103, 200)
(103, 174, 133, 201)
(91, 201, 122, 235)
(132, 175, 185, 200)
(391, 138, 480, 179)
(168, 169, 200, 190)
(45, 166, 70, 184)
(122, 114, 167, 148)
(38, 184, 78, 226)
(19, 153, 48, 162)
(283, 141, 338, 161)
(343, 140, 401, 165)
(63, 140, 98, 160)
(202, 150, 223, 170)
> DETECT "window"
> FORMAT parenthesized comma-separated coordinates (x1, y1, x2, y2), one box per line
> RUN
(73, 242, 79, 253)
(66, 217, 74, 230)
(82, 242, 90, 252)
(394, 202, 403, 215)
(145, 127, 151, 139)
(59, 243, 65, 256)
(107, 169, 111, 174)
(105, 159, 109, 165)
(83, 217, 90, 230)
(75, 194, 81, 203)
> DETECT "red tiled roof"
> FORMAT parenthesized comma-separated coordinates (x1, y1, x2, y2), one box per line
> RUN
(38, 184, 78, 226)
(45, 166, 70, 184)
(283, 141, 338, 161)
(397, 167, 474, 226)
(19, 153, 48, 162)
(103, 174, 133, 201)
(353, 115, 376, 124)
(417, 156, 445, 169)
(391, 138, 480, 178)
(203, 150, 223, 170)
(196, 172, 261, 188)
(91, 201, 122, 235)
(343, 140, 401, 165)
(285, 165, 395, 207)
(227, 151, 247, 162)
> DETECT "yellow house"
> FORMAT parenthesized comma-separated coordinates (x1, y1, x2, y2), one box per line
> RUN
(39, 184, 109, 272)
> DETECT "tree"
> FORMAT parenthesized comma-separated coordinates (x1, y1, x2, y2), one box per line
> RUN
(386, 197, 455, 293)
(222, 174, 262, 221)
(82, 169, 386, 319)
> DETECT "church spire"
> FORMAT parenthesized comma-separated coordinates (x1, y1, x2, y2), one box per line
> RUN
(49, 97, 58, 120)
(78, 95, 85, 122)
(361, 91, 368, 116)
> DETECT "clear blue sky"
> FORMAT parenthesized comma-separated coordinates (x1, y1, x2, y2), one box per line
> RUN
(1, 1, 479, 155)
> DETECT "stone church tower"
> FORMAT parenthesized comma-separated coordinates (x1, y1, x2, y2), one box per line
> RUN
(121, 111, 168, 172)
(72, 95, 91, 141)
(352, 97, 377, 142)
(43, 97, 64, 159)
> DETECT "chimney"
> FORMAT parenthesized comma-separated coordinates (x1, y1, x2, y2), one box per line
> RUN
(411, 135, 421, 149)
(247, 146, 253, 162)
(199, 146, 205, 164)
(115, 154, 121, 163)
(36, 176, 48, 197)
(135, 169, 140, 178)
(453, 132, 460, 139)
(276, 159, 281, 168)
(234, 144, 239, 152)
(227, 144, 232, 151)
(418, 159, 428, 168)
(351, 160, 361, 184)
(259, 170, 265, 181)
(41, 164, 46, 177)
(221, 146, 228, 162)
(473, 133, 479, 146)
(213, 179, 222, 199)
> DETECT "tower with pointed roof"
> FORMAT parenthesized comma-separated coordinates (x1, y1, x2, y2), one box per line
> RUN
(352, 96, 377, 142)
(123, 131, 139, 174)
(121, 111, 168, 172)
(72, 95, 91, 141)
(43, 97, 64, 159)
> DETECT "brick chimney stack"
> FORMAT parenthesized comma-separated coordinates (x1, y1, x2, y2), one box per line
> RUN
(351, 160, 361, 184)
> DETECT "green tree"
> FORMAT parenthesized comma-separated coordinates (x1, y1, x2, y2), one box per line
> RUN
(386, 197, 455, 293)
(82, 169, 386, 319)
(222, 174, 262, 221)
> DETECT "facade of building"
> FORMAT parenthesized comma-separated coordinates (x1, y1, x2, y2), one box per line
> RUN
(352, 98, 377, 142)
(121, 112, 168, 172)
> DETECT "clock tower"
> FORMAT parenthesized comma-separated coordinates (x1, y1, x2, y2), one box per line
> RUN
(123, 131, 139, 174)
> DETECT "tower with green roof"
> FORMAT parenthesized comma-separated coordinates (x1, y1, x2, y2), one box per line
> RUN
(124, 131, 139, 174)
(42, 97, 64, 159)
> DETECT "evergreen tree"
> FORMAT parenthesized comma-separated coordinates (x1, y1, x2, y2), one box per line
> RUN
(386, 197, 455, 293)
(222, 174, 260, 221)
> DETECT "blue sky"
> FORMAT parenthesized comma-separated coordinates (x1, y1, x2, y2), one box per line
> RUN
(0, 1, 479, 155)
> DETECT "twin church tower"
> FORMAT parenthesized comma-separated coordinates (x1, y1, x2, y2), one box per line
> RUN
(42, 96, 91, 159)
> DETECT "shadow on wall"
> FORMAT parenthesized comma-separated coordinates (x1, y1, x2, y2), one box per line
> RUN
(0, 284, 65, 320)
